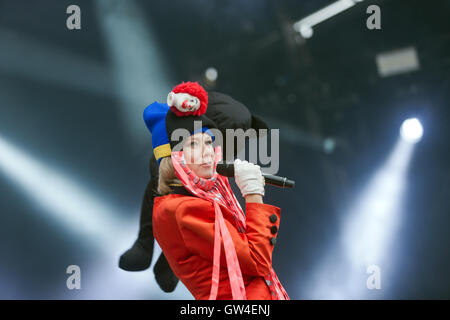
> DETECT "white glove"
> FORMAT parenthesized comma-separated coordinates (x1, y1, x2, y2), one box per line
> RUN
(234, 159, 265, 197)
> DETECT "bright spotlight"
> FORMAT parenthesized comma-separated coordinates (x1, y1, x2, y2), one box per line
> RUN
(205, 67, 218, 82)
(305, 138, 415, 299)
(95, 0, 172, 150)
(323, 138, 335, 154)
(0, 135, 192, 299)
(400, 118, 423, 143)
(293, 0, 364, 38)
(0, 135, 130, 252)
(299, 25, 314, 39)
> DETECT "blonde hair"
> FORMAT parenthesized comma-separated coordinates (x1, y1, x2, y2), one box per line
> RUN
(157, 156, 178, 195)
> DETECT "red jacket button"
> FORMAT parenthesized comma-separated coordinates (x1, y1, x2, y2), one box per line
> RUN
(270, 237, 277, 246)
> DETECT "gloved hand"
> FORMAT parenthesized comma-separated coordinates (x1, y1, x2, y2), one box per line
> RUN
(234, 159, 265, 197)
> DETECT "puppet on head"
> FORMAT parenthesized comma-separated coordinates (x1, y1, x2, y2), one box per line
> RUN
(167, 81, 208, 116)
(118, 81, 269, 293)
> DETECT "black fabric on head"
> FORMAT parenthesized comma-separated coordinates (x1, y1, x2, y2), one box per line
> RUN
(206, 92, 270, 160)
(165, 111, 218, 151)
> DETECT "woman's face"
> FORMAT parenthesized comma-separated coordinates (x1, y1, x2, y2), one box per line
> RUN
(183, 132, 215, 179)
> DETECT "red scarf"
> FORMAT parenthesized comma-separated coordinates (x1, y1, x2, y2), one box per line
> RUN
(171, 146, 289, 300)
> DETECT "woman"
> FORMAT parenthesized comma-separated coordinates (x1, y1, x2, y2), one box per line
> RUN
(145, 82, 289, 300)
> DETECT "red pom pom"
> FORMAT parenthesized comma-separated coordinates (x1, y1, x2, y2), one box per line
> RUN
(170, 81, 208, 116)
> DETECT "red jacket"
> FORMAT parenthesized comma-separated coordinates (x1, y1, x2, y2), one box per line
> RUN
(153, 193, 282, 300)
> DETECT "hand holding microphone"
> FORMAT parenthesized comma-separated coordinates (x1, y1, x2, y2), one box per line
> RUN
(217, 160, 295, 190)
(233, 159, 265, 198)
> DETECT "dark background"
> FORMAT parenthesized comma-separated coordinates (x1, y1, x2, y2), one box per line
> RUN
(0, 0, 448, 299)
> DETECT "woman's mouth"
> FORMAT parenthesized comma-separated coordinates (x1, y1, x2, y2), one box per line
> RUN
(201, 162, 212, 168)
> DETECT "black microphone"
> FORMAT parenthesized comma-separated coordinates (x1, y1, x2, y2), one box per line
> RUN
(216, 163, 295, 189)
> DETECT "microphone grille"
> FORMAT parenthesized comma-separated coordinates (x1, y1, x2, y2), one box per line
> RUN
(216, 163, 234, 177)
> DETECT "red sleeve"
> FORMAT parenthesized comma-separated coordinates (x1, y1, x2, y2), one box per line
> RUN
(175, 198, 281, 277)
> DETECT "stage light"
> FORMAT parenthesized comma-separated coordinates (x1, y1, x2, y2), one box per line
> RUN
(305, 139, 415, 299)
(0, 135, 131, 253)
(95, 0, 173, 150)
(376, 47, 420, 78)
(205, 67, 218, 82)
(0, 136, 191, 299)
(323, 138, 335, 154)
(299, 25, 314, 39)
(400, 118, 423, 143)
(293, 0, 364, 38)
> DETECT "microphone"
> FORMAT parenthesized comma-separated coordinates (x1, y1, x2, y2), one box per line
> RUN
(216, 163, 295, 189)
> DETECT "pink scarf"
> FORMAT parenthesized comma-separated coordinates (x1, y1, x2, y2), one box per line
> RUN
(171, 146, 289, 300)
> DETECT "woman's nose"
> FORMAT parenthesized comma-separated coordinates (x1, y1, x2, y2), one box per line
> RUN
(202, 142, 213, 158)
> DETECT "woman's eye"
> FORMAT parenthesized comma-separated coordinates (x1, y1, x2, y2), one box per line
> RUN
(190, 141, 197, 147)
(206, 140, 212, 145)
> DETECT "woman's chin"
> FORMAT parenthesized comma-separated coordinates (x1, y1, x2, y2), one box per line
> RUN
(187, 163, 214, 179)
(202, 172, 213, 179)
(199, 168, 213, 179)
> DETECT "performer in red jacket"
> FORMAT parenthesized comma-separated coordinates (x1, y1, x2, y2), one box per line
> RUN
(144, 82, 289, 300)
